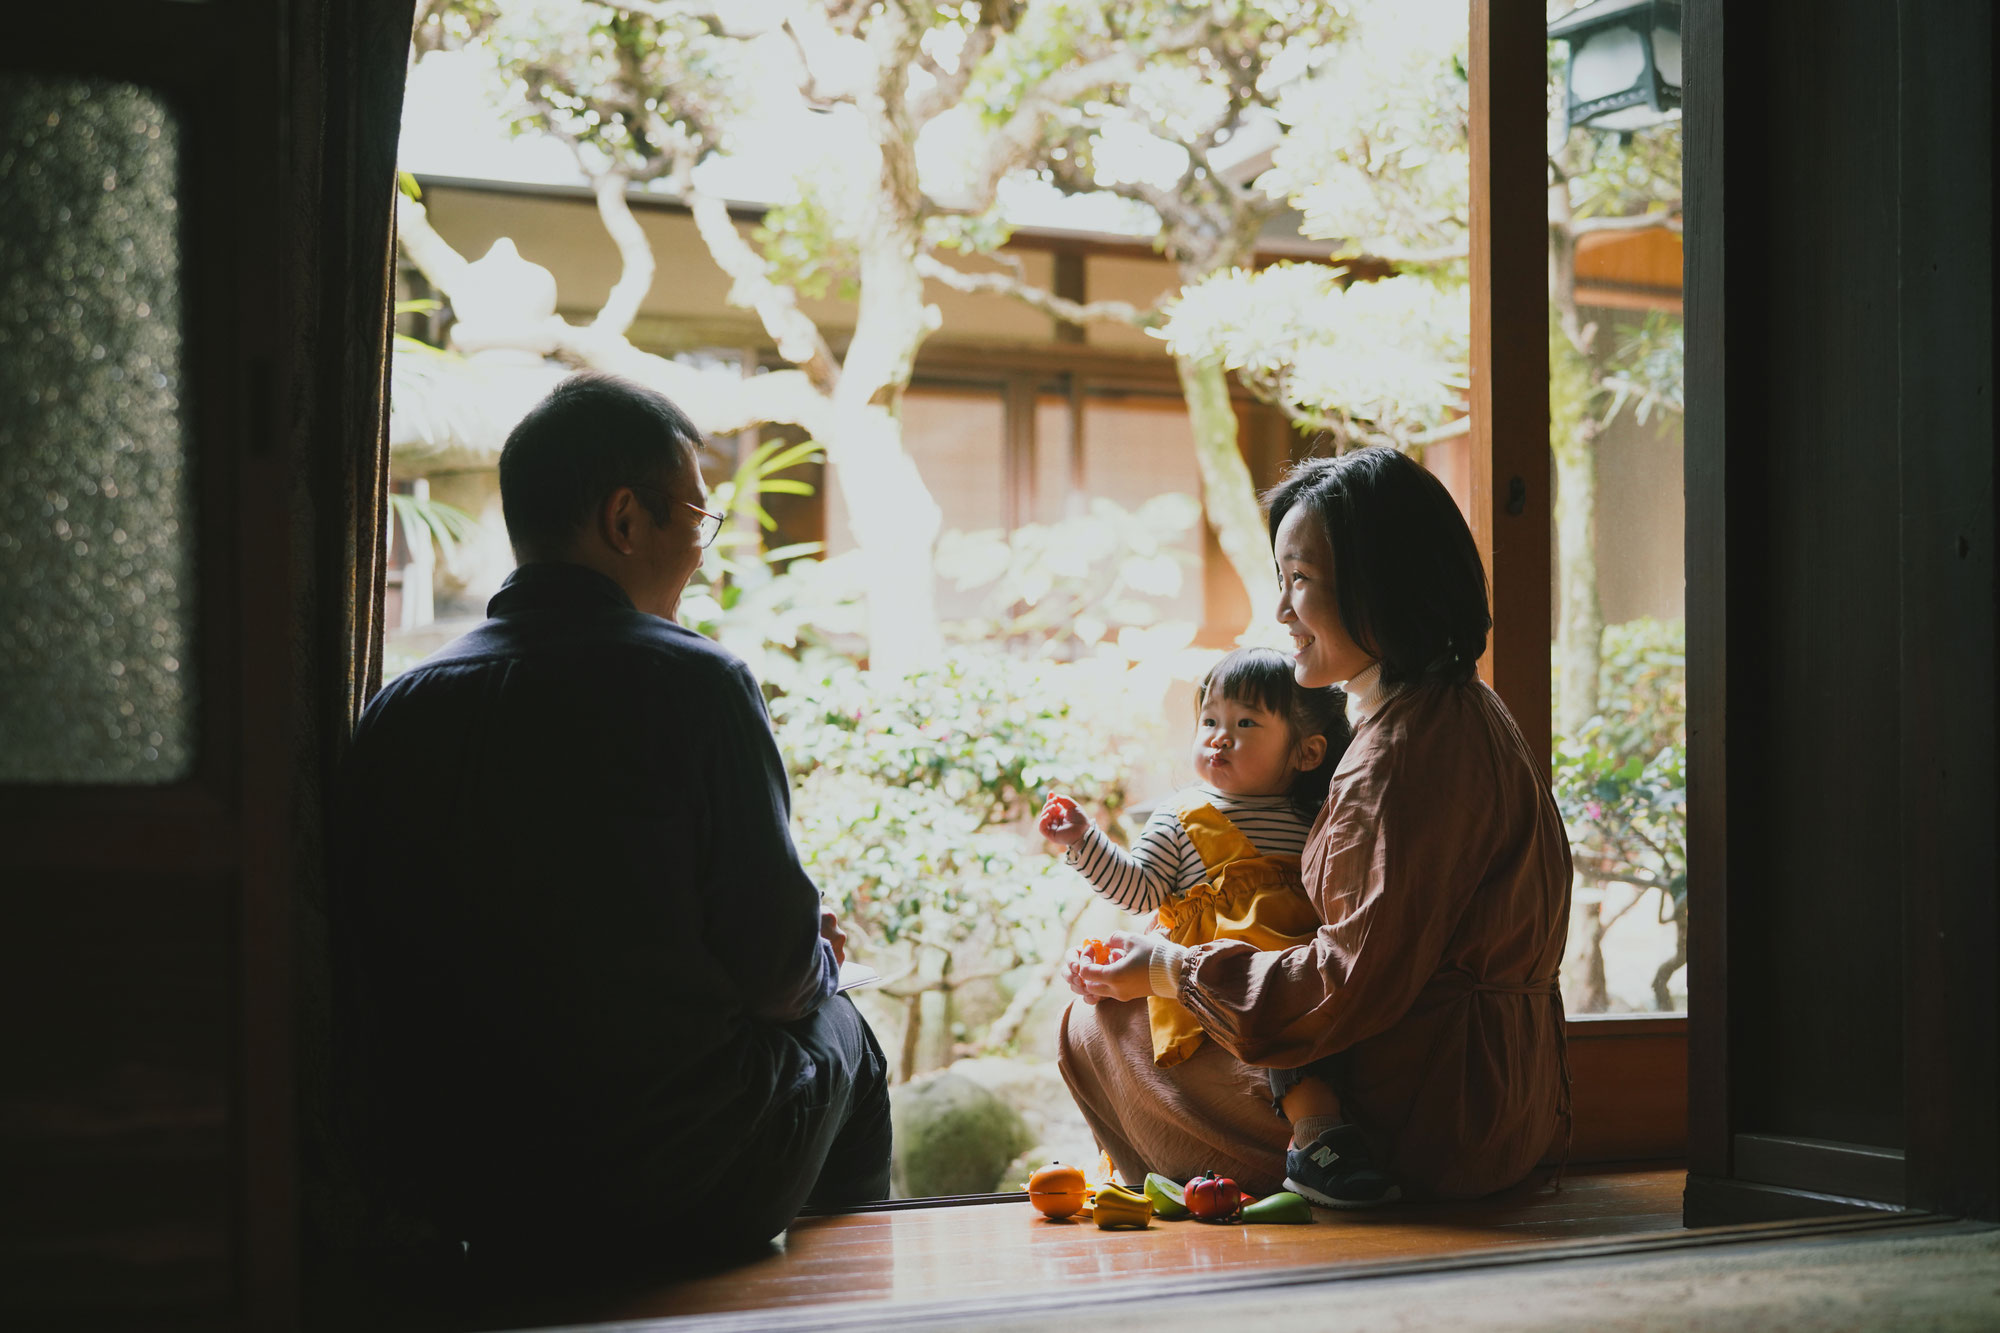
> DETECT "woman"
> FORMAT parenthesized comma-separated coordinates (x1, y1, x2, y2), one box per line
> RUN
(1057, 446, 1572, 1202)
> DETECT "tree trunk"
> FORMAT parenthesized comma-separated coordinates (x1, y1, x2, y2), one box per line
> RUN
(1566, 884, 1610, 1014)
(828, 184, 946, 675)
(1552, 427, 1603, 734)
(897, 991, 924, 1084)
(1652, 900, 1688, 1011)
(822, 403, 944, 676)
(1175, 354, 1275, 635)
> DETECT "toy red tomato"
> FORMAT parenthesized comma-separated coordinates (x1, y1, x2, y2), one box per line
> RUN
(1184, 1171, 1243, 1221)
(1080, 938, 1113, 966)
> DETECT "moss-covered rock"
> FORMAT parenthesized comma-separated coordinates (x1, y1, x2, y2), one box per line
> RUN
(890, 1071, 1033, 1198)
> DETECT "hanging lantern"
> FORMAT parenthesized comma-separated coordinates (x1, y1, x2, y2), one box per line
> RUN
(1548, 0, 1682, 135)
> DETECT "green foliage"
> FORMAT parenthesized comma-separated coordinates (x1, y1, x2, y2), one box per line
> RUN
(756, 189, 862, 302)
(490, 0, 740, 179)
(774, 649, 1135, 952)
(412, 0, 503, 58)
(1158, 264, 1468, 448)
(1551, 617, 1687, 908)
(388, 490, 480, 567)
(675, 439, 833, 646)
(1602, 310, 1685, 425)
(1562, 120, 1683, 226)
(1267, 25, 1469, 257)
(922, 209, 1016, 256)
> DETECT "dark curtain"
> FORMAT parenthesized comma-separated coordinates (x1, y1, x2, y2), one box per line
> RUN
(291, 0, 418, 1296)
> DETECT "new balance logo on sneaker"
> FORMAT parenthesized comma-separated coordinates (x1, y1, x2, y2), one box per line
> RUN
(1284, 1124, 1403, 1210)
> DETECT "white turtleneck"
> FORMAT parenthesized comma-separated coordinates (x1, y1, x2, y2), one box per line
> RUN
(1342, 661, 1398, 725)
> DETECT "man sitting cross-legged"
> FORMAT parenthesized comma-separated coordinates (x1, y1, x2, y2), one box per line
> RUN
(331, 373, 890, 1271)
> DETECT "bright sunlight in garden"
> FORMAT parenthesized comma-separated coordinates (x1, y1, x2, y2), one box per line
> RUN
(383, 0, 1684, 1197)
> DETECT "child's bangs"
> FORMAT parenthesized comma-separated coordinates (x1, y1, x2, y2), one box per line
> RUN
(1199, 648, 1299, 720)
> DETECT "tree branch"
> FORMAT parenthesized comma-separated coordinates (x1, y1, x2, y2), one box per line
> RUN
(684, 185, 843, 394)
(783, 16, 861, 109)
(956, 12, 1218, 214)
(915, 253, 1157, 327)
(908, 5, 1011, 127)
(589, 173, 655, 337)
(396, 193, 833, 439)
(395, 191, 472, 295)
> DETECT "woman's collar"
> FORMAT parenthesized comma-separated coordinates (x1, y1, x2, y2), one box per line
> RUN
(1342, 661, 1399, 723)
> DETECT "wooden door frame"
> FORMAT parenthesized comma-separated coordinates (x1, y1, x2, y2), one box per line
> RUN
(1468, 0, 1552, 767)
(1469, 0, 1687, 1165)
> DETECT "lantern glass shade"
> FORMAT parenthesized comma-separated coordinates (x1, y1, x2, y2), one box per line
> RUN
(1549, 0, 1682, 134)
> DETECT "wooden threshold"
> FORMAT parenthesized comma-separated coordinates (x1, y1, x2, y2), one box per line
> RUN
(469, 1167, 1692, 1332)
(533, 1211, 1962, 1333)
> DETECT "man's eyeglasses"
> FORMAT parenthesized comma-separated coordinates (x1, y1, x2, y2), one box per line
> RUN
(630, 483, 725, 548)
(685, 501, 725, 549)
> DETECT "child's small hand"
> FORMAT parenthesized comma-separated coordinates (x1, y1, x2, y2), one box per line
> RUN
(1038, 792, 1089, 847)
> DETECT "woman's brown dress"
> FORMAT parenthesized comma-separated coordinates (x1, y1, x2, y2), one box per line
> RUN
(1057, 679, 1573, 1200)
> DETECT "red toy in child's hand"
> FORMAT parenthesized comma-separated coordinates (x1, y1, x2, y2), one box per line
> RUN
(1184, 1172, 1243, 1221)
(1079, 938, 1113, 966)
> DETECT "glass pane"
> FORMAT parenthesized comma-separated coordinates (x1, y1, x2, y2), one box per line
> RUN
(0, 77, 194, 783)
(1550, 110, 1685, 1014)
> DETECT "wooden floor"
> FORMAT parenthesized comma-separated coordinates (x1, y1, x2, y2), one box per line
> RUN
(487, 1167, 1684, 1330)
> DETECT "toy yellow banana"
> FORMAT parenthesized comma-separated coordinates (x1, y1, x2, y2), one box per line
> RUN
(1091, 1181, 1154, 1230)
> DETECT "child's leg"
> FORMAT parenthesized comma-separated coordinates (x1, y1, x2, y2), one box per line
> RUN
(1279, 1076, 1344, 1149)
(1268, 1054, 1399, 1207)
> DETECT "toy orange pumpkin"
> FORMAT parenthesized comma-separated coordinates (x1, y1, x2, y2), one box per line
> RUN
(1027, 1163, 1089, 1219)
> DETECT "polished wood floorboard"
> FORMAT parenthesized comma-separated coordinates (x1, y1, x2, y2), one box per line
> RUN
(513, 1167, 1684, 1328)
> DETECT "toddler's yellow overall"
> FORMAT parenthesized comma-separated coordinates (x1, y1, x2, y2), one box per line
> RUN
(1147, 794, 1320, 1067)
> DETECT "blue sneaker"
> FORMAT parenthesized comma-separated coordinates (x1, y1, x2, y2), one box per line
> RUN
(1283, 1124, 1402, 1209)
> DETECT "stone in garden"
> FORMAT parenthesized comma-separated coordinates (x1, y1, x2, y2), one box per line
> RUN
(889, 1071, 1033, 1198)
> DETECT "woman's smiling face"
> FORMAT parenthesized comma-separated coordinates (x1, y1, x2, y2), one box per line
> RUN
(1274, 505, 1372, 688)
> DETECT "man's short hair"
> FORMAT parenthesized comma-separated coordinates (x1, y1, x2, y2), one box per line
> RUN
(498, 374, 702, 561)
(1264, 445, 1491, 688)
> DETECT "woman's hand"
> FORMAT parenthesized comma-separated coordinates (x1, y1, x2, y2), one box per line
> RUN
(1037, 793, 1090, 848)
(1064, 931, 1156, 1005)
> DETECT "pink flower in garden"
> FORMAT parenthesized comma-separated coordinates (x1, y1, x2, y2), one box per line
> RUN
(1585, 801, 1604, 821)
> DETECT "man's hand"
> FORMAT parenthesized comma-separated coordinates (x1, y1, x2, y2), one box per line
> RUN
(1063, 931, 1156, 1005)
(1038, 793, 1090, 848)
(820, 909, 847, 967)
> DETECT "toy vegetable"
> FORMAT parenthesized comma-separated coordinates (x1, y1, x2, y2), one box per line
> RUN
(1241, 1190, 1314, 1224)
(1027, 1163, 1088, 1219)
(1143, 1172, 1190, 1220)
(1184, 1172, 1243, 1222)
(1091, 1181, 1154, 1230)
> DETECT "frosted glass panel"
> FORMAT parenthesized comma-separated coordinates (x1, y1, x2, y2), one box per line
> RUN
(0, 77, 195, 782)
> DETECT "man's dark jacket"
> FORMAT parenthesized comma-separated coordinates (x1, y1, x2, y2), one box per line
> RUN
(331, 562, 837, 1237)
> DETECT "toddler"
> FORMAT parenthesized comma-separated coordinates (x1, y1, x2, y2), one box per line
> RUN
(1039, 647, 1398, 1207)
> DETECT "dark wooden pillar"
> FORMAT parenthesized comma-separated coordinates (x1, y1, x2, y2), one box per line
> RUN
(1468, 0, 1552, 763)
